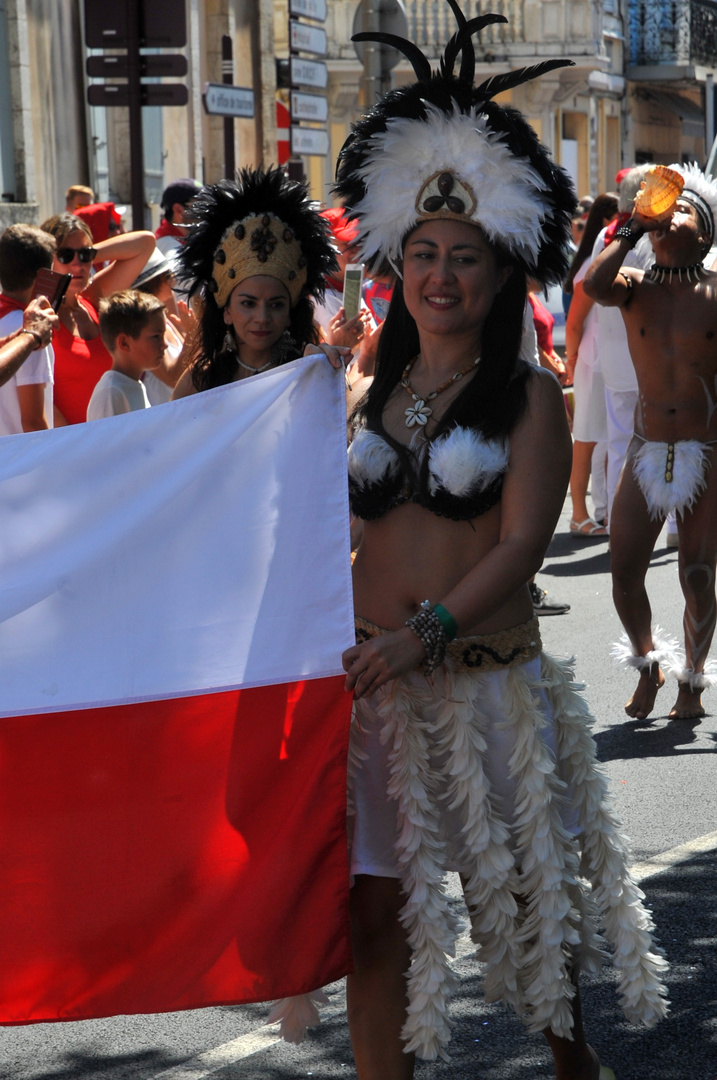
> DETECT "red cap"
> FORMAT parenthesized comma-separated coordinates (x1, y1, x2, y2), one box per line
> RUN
(320, 207, 359, 247)
(73, 202, 122, 244)
(615, 168, 632, 186)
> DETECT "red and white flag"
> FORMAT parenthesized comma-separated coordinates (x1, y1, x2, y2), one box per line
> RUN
(0, 355, 355, 1024)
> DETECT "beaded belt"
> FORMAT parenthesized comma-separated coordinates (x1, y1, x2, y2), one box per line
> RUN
(354, 615, 542, 673)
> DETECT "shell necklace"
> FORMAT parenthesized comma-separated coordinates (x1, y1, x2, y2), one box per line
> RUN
(401, 354, 480, 427)
(236, 355, 275, 375)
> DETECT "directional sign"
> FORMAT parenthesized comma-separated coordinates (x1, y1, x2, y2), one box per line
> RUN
(291, 90, 328, 123)
(290, 56, 328, 89)
(291, 126, 329, 157)
(290, 0, 327, 21)
(290, 20, 327, 56)
(203, 82, 255, 118)
(88, 83, 188, 107)
(84, 0, 187, 48)
(86, 54, 188, 78)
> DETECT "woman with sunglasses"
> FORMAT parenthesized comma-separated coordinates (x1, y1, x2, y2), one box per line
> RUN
(40, 213, 154, 425)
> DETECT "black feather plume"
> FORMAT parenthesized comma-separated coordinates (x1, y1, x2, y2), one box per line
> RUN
(442, 14, 507, 81)
(351, 32, 431, 82)
(476, 58, 575, 100)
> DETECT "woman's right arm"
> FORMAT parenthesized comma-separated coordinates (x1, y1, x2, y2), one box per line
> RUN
(85, 231, 156, 307)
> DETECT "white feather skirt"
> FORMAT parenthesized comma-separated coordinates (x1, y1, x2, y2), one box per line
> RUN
(349, 652, 669, 1061)
(632, 439, 711, 520)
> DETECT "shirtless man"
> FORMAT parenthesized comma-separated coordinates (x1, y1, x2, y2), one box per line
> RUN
(585, 164, 717, 720)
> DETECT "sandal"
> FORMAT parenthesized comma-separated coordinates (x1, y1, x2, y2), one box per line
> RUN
(569, 517, 608, 537)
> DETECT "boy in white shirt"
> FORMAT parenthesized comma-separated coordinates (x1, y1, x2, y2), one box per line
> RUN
(0, 225, 57, 435)
(87, 290, 166, 420)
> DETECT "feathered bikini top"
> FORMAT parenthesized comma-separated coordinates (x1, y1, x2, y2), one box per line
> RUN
(348, 423, 510, 521)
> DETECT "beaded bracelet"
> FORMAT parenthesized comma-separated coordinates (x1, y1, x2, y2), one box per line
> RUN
(614, 222, 644, 249)
(405, 600, 448, 674)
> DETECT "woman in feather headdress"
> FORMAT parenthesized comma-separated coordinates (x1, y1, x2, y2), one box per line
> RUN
(324, 5, 668, 1077)
(172, 166, 343, 396)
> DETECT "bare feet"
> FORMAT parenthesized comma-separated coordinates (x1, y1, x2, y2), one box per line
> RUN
(668, 682, 705, 720)
(625, 661, 664, 719)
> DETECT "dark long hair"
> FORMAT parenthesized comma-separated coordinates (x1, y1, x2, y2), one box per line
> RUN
(189, 291, 319, 392)
(563, 192, 618, 294)
(355, 233, 531, 462)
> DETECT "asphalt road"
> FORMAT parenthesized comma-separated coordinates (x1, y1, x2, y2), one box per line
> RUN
(2, 500, 716, 1080)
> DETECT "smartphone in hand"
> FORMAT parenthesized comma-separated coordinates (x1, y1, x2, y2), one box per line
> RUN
(32, 268, 72, 313)
(343, 263, 364, 321)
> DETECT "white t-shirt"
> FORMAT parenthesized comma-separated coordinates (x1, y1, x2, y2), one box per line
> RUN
(87, 369, 151, 420)
(0, 308, 54, 436)
(590, 227, 648, 393)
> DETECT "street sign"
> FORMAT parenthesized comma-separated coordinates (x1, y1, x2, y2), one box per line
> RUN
(85, 0, 187, 48)
(289, 0, 327, 22)
(291, 90, 328, 123)
(291, 126, 329, 156)
(88, 84, 188, 107)
(290, 20, 327, 56)
(203, 82, 255, 118)
(86, 54, 188, 78)
(290, 56, 328, 89)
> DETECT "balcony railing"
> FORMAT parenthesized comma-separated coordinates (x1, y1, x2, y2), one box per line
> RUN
(407, 0, 524, 54)
(629, 0, 717, 67)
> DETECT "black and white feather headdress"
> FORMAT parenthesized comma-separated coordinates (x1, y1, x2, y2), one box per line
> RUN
(178, 167, 337, 308)
(334, 4, 577, 285)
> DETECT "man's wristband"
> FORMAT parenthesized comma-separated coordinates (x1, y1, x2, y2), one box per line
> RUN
(18, 328, 43, 350)
(614, 222, 645, 249)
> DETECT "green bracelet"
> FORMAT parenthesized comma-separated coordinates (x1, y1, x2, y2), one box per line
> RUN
(433, 603, 458, 642)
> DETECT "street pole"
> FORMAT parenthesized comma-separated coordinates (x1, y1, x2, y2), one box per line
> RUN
(222, 35, 236, 178)
(127, 1, 146, 230)
(361, 0, 381, 109)
(706, 74, 714, 162)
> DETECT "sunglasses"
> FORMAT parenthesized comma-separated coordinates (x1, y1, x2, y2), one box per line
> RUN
(56, 247, 96, 265)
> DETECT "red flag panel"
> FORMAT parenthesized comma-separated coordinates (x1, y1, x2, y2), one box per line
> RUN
(0, 676, 352, 1024)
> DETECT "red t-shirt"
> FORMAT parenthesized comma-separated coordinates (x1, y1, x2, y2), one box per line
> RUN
(53, 297, 112, 424)
(528, 292, 555, 355)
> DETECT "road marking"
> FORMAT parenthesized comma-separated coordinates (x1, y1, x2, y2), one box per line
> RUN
(148, 831, 717, 1078)
(149, 1027, 283, 1078)
(630, 829, 717, 883)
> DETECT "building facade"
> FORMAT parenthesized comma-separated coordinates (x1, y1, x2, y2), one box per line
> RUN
(0, 0, 715, 232)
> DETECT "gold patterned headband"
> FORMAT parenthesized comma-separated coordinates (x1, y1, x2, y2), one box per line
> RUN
(210, 213, 308, 307)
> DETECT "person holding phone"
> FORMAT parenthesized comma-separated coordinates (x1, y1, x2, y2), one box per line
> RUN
(314, 207, 374, 350)
(40, 213, 154, 425)
(0, 225, 58, 433)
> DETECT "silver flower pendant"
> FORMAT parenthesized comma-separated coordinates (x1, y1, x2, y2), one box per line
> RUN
(405, 399, 432, 427)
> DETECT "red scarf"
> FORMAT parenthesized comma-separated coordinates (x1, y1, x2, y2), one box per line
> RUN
(603, 212, 630, 246)
(0, 294, 25, 320)
(155, 219, 185, 241)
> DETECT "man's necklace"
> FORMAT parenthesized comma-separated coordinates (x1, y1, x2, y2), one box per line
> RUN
(645, 262, 707, 284)
(401, 355, 480, 427)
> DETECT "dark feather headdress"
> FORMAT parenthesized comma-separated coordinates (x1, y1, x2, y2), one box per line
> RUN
(178, 167, 337, 308)
(334, 5, 577, 285)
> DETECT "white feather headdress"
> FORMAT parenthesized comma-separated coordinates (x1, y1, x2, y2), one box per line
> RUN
(671, 162, 717, 248)
(334, 5, 577, 285)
